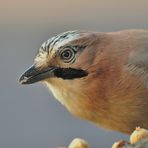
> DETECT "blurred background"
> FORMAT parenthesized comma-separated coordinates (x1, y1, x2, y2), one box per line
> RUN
(0, 0, 148, 148)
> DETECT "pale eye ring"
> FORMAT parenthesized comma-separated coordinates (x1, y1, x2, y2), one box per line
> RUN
(61, 48, 75, 63)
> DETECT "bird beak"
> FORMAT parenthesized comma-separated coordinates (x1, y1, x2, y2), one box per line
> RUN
(19, 65, 56, 85)
(19, 65, 88, 85)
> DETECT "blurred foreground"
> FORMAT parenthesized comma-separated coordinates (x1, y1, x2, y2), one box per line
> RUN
(60, 127, 148, 148)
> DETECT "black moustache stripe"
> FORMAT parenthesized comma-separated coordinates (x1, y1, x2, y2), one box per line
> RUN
(53, 67, 88, 79)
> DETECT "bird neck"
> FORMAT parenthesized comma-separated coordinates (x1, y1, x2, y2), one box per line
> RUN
(44, 78, 111, 122)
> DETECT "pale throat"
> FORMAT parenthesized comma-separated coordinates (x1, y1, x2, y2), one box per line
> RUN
(43, 78, 85, 111)
(45, 78, 79, 103)
(43, 78, 119, 127)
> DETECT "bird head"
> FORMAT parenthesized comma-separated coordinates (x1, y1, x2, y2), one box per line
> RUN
(19, 30, 107, 112)
(19, 31, 100, 85)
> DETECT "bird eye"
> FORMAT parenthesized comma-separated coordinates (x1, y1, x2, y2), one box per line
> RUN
(61, 48, 75, 63)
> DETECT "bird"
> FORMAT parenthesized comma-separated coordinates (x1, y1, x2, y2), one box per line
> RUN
(19, 29, 148, 134)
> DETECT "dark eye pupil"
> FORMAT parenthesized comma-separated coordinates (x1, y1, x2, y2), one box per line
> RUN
(61, 48, 75, 63)
(62, 50, 72, 59)
(63, 51, 70, 58)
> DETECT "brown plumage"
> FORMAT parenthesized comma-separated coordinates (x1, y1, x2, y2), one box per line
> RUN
(19, 29, 148, 134)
